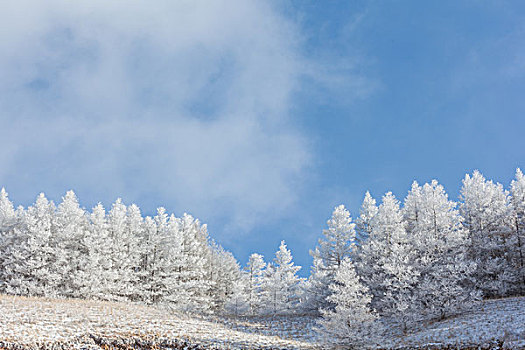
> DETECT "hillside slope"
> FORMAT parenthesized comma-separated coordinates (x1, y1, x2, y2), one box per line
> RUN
(0, 294, 524, 349)
(0, 294, 318, 349)
(382, 296, 525, 349)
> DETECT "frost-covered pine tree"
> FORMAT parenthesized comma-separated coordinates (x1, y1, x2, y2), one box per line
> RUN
(0, 189, 18, 286)
(373, 192, 419, 330)
(260, 241, 302, 315)
(123, 203, 143, 301)
(138, 214, 162, 304)
(301, 251, 331, 314)
(510, 168, 525, 292)
(318, 257, 377, 347)
(106, 198, 130, 300)
(306, 205, 356, 313)
(0, 188, 16, 232)
(315, 205, 356, 269)
(353, 191, 378, 284)
(52, 190, 90, 298)
(207, 241, 242, 312)
(178, 213, 213, 313)
(245, 253, 266, 314)
(224, 272, 250, 316)
(87, 203, 114, 300)
(460, 170, 516, 297)
(357, 191, 416, 315)
(159, 213, 185, 306)
(136, 208, 183, 305)
(5, 193, 58, 297)
(0, 188, 18, 292)
(356, 191, 378, 245)
(404, 180, 480, 320)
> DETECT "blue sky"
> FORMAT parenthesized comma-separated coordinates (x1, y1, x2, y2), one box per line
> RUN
(1, 1, 524, 275)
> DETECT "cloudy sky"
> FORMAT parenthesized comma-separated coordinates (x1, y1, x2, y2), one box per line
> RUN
(1, 0, 524, 273)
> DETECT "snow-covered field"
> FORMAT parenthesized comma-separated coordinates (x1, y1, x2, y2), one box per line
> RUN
(0, 294, 524, 349)
(382, 296, 525, 349)
(0, 294, 320, 349)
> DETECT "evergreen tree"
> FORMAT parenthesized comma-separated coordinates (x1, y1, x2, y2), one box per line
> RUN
(224, 272, 250, 316)
(306, 205, 356, 312)
(52, 191, 90, 298)
(404, 180, 480, 320)
(301, 251, 330, 314)
(164, 213, 185, 305)
(87, 203, 114, 300)
(0, 188, 16, 230)
(245, 253, 266, 314)
(356, 191, 378, 245)
(460, 170, 516, 297)
(10, 193, 57, 297)
(318, 257, 377, 347)
(0, 188, 17, 291)
(106, 198, 129, 300)
(136, 208, 184, 306)
(260, 241, 302, 315)
(357, 192, 415, 315)
(137, 215, 162, 304)
(373, 192, 419, 330)
(510, 168, 525, 292)
(123, 203, 143, 301)
(210, 242, 242, 312)
(178, 213, 213, 313)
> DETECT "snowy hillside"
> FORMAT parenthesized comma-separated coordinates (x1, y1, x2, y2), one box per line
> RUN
(381, 296, 525, 350)
(1, 294, 524, 349)
(0, 294, 319, 349)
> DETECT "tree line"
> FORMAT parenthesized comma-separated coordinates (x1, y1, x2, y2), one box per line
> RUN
(311, 169, 525, 346)
(0, 189, 304, 315)
(1, 168, 524, 346)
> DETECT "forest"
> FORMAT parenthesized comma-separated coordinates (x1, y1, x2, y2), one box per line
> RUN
(0, 169, 524, 347)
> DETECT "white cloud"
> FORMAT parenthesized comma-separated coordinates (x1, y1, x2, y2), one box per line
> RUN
(0, 0, 311, 231)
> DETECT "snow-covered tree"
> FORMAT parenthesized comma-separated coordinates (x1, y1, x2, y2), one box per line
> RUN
(138, 214, 162, 304)
(404, 180, 480, 320)
(318, 257, 377, 347)
(52, 191, 90, 298)
(306, 205, 356, 312)
(510, 168, 525, 292)
(136, 208, 183, 306)
(245, 253, 266, 314)
(357, 193, 392, 308)
(356, 191, 378, 245)
(260, 241, 302, 315)
(158, 213, 185, 306)
(373, 192, 419, 330)
(460, 170, 516, 297)
(123, 203, 143, 301)
(0, 188, 17, 291)
(6, 193, 57, 297)
(105, 198, 130, 300)
(87, 203, 114, 300)
(0, 188, 16, 231)
(178, 213, 213, 313)
(315, 205, 356, 269)
(356, 191, 418, 318)
(209, 241, 242, 312)
(224, 273, 250, 316)
(301, 252, 331, 314)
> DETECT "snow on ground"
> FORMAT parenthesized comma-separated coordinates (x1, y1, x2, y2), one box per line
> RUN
(0, 294, 320, 349)
(1, 294, 524, 349)
(382, 296, 525, 349)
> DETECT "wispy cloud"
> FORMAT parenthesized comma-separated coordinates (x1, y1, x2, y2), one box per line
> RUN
(0, 0, 372, 237)
(0, 0, 312, 231)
